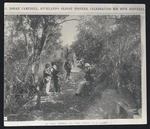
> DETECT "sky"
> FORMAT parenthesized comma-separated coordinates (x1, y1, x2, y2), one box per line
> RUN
(60, 16, 79, 46)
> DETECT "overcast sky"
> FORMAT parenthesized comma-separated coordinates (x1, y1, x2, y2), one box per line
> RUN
(60, 16, 79, 46)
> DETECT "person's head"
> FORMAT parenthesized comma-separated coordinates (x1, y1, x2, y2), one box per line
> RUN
(85, 63, 90, 67)
(85, 63, 91, 70)
(45, 63, 50, 68)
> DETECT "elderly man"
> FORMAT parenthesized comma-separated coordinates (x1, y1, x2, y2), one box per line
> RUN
(75, 63, 94, 96)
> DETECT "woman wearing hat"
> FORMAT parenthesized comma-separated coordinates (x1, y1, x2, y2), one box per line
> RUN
(43, 63, 51, 95)
(75, 63, 94, 96)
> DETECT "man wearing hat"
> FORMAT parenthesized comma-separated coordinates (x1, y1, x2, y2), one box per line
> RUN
(51, 62, 59, 93)
(64, 58, 72, 80)
(75, 63, 94, 96)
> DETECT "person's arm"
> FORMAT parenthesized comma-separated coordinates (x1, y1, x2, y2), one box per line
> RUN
(64, 62, 67, 69)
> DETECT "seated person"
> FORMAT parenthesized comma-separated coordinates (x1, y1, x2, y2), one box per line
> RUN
(75, 63, 94, 96)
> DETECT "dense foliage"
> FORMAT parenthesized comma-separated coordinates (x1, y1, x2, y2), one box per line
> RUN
(71, 15, 141, 108)
(4, 15, 68, 116)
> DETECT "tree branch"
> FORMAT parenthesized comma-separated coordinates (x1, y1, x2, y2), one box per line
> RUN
(57, 19, 80, 25)
(22, 30, 29, 60)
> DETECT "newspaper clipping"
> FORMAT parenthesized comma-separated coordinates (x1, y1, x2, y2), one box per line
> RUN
(4, 3, 146, 126)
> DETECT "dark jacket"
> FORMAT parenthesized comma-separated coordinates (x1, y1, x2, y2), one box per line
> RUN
(51, 67, 59, 79)
(84, 69, 94, 82)
(64, 61, 71, 70)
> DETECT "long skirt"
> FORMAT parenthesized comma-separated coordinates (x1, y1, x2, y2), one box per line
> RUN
(43, 77, 51, 95)
(76, 81, 90, 94)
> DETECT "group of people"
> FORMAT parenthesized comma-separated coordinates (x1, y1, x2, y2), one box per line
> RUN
(42, 62, 59, 95)
(41, 59, 72, 95)
(41, 58, 94, 97)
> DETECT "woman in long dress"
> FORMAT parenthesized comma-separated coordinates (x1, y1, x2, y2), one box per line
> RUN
(43, 63, 51, 95)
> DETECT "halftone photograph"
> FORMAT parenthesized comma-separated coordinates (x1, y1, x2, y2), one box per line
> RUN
(4, 3, 146, 126)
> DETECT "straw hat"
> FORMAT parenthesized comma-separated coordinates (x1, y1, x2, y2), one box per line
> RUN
(85, 63, 90, 67)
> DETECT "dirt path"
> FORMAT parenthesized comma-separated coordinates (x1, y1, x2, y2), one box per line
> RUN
(20, 66, 94, 121)
(17, 66, 136, 121)
(19, 66, 119, 121)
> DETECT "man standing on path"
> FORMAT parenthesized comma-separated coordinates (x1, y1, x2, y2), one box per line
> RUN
(64, 59, 72, 80)
(51, 62, 60, 93)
